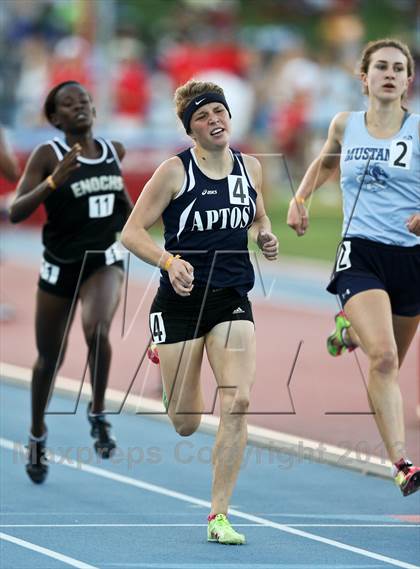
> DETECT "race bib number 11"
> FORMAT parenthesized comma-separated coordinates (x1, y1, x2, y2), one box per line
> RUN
(89, 193, 115, 218)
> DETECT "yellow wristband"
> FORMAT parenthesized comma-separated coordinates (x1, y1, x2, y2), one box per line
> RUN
(292, 196, 305, 205)
(164, 254, 180, 271)
(46, 175, 57, 190)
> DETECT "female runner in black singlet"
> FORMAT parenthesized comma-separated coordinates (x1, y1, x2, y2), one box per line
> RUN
(10, 81, 132, 484)
(122, 79, 278, 544)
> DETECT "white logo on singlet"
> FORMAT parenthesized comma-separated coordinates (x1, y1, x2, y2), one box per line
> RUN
(191, 207, 251, 231)
(232, 307, 245, 314)
(71, 175, 124, 198)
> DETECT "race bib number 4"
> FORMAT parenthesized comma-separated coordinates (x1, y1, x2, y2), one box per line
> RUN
(150, 312, 166, 344)
(228, 175, 249, 205)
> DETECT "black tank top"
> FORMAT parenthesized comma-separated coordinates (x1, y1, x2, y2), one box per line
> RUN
(160, 148, 257, 295)
(42, 137, 129, 262)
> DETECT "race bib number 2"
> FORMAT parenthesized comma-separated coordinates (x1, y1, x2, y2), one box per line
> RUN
(389, 139, 412, 169)
(336, 241, 352, 272)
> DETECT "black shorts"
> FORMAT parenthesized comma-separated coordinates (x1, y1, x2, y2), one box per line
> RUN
(149, 285, 254, 344)
(327, 238, 420, 317)
(38, 244, 125, 298)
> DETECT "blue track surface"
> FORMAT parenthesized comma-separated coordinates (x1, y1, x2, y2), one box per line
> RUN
(1, 380, 419, 569)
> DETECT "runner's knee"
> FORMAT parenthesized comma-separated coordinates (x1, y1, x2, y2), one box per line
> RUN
(35, 352, 63, 375)
(368, 345, 398, 375)
(170, 414, 202, 437)
(220, 389, 250, 415)
(83, 320, 111, 346)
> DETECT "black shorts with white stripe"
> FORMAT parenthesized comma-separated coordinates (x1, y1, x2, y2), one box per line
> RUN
(149, 285, 254, 345)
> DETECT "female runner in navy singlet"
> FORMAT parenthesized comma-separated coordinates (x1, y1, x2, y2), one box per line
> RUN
(287, 39, 420, 497)
(122, 79, 278, 544)
(9, 81, 133, 484)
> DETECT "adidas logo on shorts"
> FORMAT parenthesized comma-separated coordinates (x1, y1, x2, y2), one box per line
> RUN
(232, 307, 245, 315)
(341, 288, 351, 299)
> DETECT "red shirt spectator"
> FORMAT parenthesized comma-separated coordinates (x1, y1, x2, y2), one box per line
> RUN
(114, 59, 150, 120)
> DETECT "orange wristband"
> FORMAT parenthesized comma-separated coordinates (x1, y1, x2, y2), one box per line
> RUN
(164, 254, 180, 271)
(46, 175, 57, 190)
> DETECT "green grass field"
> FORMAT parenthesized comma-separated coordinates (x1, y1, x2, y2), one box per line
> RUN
(260, 187, 344, 262)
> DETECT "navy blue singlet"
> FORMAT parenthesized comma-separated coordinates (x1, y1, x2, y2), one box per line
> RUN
(160, 148, 257, 295)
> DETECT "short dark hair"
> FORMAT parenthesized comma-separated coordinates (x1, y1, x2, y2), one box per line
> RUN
(174, 79, 226, 123)
(44, 81, 84, 125)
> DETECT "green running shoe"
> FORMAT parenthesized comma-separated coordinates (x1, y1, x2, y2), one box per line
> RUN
(207, 514, 246, 545)
(327, 310, 355, 357)
(162, 388, 168, 412)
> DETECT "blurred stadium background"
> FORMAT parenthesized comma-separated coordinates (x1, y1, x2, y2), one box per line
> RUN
(1, 0, 418, 260)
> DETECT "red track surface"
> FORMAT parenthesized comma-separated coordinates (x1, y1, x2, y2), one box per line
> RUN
(2, 260, 419, 463)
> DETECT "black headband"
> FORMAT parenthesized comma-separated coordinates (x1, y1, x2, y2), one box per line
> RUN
(181, 92, 231, 134)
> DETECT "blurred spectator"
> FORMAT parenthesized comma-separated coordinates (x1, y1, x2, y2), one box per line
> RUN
(268, 44, 322, 107)
(311, 55, 365, 132)
(0, 127, 20, 184)
(159, 1, 247, 86)
(48, 36, 93, 93)
(272, 90, 310, 158)
(319, 8, 364, 68)
(15, 35, 50, 127)
(0, 126, 20, 323)
(147, 72, 179, 132)
(160, 38, 247, 87)
(111, 37, 150, 127)
(263, 44, 322, 174)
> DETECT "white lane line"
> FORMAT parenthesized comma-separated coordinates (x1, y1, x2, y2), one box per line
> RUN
(1, 512, 414, 521)
(1, 438, 417, 569)
(0, 523, 418, 529)
(100, 564, 386, 569)
(0, 531, 98, 569)
(281, 524, 419, 528)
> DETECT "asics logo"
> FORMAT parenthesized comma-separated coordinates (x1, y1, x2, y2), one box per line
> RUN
(195, 98, 206, 105)
(202, 189, 217, 195)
